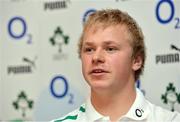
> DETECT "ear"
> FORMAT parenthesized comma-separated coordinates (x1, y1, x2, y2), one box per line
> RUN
(132, 55, 143, 71)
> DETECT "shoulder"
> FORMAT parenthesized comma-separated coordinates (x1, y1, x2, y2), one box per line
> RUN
(147, 101, 180, 121)
(51, 104, 86, 122)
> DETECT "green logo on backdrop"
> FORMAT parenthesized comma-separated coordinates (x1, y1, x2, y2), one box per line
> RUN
(12, 91, 34, 119)
(49, 26, 70, 60)
(50, 26, 69, 53)
(161, 83, 180, 111)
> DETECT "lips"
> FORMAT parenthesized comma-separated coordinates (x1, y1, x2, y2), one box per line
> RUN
(90, 68, 109, 74)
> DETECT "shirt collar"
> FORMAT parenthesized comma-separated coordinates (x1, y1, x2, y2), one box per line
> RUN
(122, 88, 150, 121)
(85, 88, 150, 121)
(85, 97, 107, 121)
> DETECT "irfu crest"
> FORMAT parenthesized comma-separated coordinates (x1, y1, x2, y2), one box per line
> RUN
(50, 26, 69, 53)
(161, 83, 180, 111)
(12, 91, 34, 118)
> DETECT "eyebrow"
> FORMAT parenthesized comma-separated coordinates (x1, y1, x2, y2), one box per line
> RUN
(83, 40, 120, 46)
(103, 41, 118, 45)
(83, 42, 95, 46)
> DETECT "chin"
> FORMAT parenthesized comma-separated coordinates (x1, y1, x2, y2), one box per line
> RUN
(88, 80, 111, 90)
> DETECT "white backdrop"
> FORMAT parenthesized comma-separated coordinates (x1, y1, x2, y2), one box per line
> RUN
(0, 0, 180, 121)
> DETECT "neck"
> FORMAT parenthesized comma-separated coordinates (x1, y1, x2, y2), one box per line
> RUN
(91, 82, 136, 121)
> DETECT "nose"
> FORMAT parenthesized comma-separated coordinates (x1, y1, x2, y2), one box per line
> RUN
(92, 49, 105, 64)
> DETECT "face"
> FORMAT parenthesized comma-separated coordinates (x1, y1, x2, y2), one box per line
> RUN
(81, 25, 140, 91)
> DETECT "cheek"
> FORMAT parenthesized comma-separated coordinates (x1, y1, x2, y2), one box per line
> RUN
(81, 56, 92, 82)
(81, 60, 87, 81)
(110, 55, 132, 73)
(81, 56, 91, 72)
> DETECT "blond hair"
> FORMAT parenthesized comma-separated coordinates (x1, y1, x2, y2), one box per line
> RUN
(78, 9, 146, 81)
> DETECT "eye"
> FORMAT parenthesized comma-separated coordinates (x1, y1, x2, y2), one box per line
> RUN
(106, 47, 117, 52)
(83, 47, 94, 53)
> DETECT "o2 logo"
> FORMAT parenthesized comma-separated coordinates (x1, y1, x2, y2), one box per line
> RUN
(8, 16, 32, 44)
(82, 9, 96, 25)
(155, 0, 180, 29)
(50, 75, 74, 104)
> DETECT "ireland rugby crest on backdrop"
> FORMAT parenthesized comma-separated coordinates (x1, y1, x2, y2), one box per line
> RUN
(49, 26, 69, 60)
(161, 83, 180, 111)
(12, 91, 34, 120)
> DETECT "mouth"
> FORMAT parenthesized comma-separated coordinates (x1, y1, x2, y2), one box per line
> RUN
(90, 69, 109, 75)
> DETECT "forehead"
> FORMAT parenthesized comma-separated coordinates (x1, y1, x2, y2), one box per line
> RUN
(83, 24, 132, 44)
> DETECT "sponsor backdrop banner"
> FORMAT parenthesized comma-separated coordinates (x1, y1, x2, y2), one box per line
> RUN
(0, 0, 180, 121)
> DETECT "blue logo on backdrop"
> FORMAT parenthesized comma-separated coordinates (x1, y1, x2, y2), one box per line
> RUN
(8, 16, 32, 44)
(50, 75, 74, 104)
(155, 0, 180, 29)
(136, 80, 146, 95)
(83, 9, 96, 24)
(8, 16, 27, 39)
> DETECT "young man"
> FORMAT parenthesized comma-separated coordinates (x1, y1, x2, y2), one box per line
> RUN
(52, 9, 180, 122)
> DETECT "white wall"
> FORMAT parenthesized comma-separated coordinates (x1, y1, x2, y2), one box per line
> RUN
(0, 0, 180, 121)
